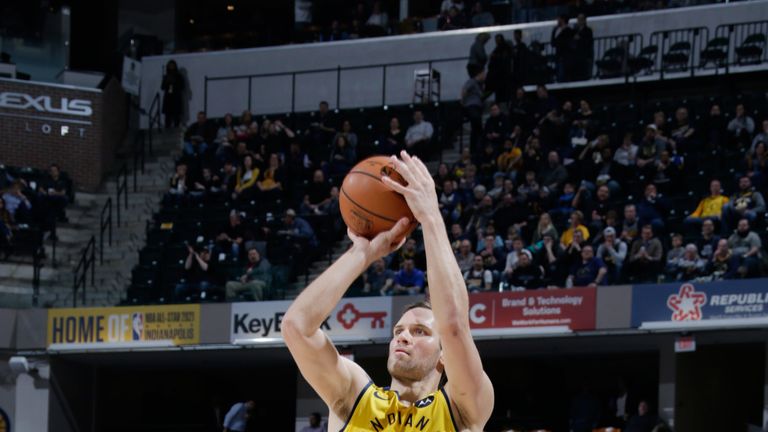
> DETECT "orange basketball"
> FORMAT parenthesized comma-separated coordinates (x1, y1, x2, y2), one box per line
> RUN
(339, 156, 416, 239)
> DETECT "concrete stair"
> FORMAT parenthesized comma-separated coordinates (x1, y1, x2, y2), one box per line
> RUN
(0, 129, 183, 308)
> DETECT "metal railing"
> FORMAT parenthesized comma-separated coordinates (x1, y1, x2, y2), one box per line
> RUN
(72, 236, 96, 307)
(99, 197, 113, 265)
(116, 163, 129, 227)
(133, 129, 145, 192)
(147, 92, 162, 155)
(710, 20, 768, 73)
(203, 57, 467, 114)
(32, 244, 44, 307)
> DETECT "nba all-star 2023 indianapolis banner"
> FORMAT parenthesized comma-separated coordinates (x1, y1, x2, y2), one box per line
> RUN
(47, 305, 200, 347)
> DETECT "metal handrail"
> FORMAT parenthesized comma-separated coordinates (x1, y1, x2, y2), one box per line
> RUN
(32, 245, 44, 307)
(99, 197, 113, 265)
(116, 163, 129, 227)
(147, 92, 162, 155)
(72, 236, 96, 307)
(203, 56, 468, 114)
(133, 129, 146, 192)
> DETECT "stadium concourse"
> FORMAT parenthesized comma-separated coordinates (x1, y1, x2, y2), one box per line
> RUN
(2, 1, 768, 432)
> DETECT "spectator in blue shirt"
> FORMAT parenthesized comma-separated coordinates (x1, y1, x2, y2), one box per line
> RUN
(279, 209, 317, 248)
(635, 183, 668, 234)
(223, 400, 255, 432)
(392, 258, 425, 295)
(567, 244, 607, 288)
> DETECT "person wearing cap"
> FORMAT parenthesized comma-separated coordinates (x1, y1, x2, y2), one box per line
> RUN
(596, 227, 627, 285)
(507, 249, 544, 290)
(279, 208, 317, 248)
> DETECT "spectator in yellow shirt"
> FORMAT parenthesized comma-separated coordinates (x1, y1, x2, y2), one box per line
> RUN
(561, 210, 590, 247)
(685, 179, 729, 231)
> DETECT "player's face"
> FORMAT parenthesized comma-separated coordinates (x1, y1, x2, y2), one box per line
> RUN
(388, 308, 442, 382)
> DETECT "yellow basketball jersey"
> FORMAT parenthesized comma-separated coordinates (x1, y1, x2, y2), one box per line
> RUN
(340, 383, 458, 432)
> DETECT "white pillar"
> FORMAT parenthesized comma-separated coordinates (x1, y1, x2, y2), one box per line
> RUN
(14, 364, 49, 432)
(399, 0, 409, 21)
(658, 340, 676, 428)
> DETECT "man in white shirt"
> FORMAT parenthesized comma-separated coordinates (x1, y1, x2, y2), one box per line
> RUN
(404, 110, 434, 157)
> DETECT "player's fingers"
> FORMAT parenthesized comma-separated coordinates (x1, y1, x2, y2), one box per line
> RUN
(388, 217, 411, 240)
(381, 174, 409, 195)
(410, 155, 432, 183)
(347, 228, 363, 243)
(391, 154, 417, 184)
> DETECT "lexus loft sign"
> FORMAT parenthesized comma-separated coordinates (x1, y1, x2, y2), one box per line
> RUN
(0, 92, 93, 116)
(0, 91, 94, 138)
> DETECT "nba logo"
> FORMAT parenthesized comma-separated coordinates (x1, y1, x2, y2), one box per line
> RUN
(132, 313, 144, 341)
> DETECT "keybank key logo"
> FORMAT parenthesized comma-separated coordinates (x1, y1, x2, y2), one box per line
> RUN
(0, 92, 93, 117)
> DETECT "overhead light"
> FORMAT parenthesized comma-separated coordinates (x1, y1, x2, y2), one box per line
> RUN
(189, 18, 195, 24)
(226, 4, 235, 11)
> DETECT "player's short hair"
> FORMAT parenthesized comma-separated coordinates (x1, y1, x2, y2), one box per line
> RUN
(402, 300, 432, 315)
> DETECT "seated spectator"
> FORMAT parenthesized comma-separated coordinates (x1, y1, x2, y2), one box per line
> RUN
(722, 176, 765, 235)
(333, 119, 358, 150)
(750, 119, 768, 154)
(614, 132, 638, 168)
(664, 233, 685, 279)
(184, 136, 208, 160)
(38, 164, 70, 223)
(624, 401, 663, 432)
(455, 239, 475, 274)
(439, 6, 467, 31)
(322, 19, 349, 42)
(563, 228, 587, 271)
(464, 255, 494, 292)
(517, 170, 541, 204)
(439, 180, 462, 223)
(392, 258, 425, 295)
(551, 182, 577, 224)
(215, 113, 234, 144)
(363, 258, 395, 296)
(166, 162, 191, 204)
(651, 150, 683, 195)
(470, 1, 494, 27)
(532, 212, 559, 244)
(626, 225, 663, 283)
(404, 110, 434, 156)
(696, 219, 720, 260)
(381, 117, 404, 155)
(534, 233, 565, 286)
(636, 183, 668, 234)
(478, 234, 505, 271)
(184, 111, 217, 145)
(308, 101, 337, 152)
(449, 223, 469, 251)
(507, 249, 544, 290)
(301, 169, 332, 215)
(493, 192, 529, 239)
(596, 227, 627, 284)
(216, 211, 246, 260)
(669, 107, 695, 153)
(496, 134, 523, 180)
(277, 208, 318, 249)
(192, 167, 223, 201)
(685, 179, 729, 231)
(672, 244, 706, 281)
(174, 245, 215, 301)
(483, 103, 509, 147)
(561, 211, 590, 247)
(329, 135, 356, 178)
(636, 125, 662, 177)
(503, 236, 526, 275)
(539, 151, 568, 193)
(706, 239, 739, 281)
(578, 184, 614, 234)
(620, 204, 640, 244)
(233, 154, 260, 202)
(727, 103, 755, 148)
(567, 244, 607, 288)
(2, 180, 32, 226)
(727, 218, 763, 278)
(745, 141, 768, 189)
(225, 247, 271, 301)
(257, 153, 284, 200)
(393, 237, 425, 270)
(366, 1, 389, 29)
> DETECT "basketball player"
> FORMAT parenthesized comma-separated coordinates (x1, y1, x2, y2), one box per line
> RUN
(283, 151, 494, 431)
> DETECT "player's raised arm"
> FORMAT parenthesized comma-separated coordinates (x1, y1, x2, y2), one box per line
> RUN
(382, 151, 494, 429)
(282, 218, 411, 419)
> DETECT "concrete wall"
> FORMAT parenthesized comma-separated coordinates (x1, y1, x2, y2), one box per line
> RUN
(139, 1, 768, 122)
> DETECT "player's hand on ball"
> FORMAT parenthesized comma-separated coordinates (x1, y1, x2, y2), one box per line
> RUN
(348, 217, 412, 265)
(381, 151, 440, 223)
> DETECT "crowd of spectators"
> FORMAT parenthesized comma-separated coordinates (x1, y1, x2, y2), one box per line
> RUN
(350, 89, 767, 295)
(0, 164, 72, 261)
(154, 81, 767, 302)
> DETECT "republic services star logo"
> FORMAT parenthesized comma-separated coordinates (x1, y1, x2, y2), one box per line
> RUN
(667, 283, 707, 321)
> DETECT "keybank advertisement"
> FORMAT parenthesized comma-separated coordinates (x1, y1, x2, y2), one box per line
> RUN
(47, 305, 200, 347)
(231, 297, 393, 342)
(468, 288, 597, 330)
(631, 279, 768, 326)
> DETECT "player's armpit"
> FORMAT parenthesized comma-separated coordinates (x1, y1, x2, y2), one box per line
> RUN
(282, 323, 370, 419)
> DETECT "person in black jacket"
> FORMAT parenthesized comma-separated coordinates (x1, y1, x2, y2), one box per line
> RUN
(161, 60, 185, 128)
(572, 14, 594, 81)
(551, 15, 575, 82)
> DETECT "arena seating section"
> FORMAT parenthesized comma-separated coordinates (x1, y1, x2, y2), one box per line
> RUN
(126, 84, 768, 304)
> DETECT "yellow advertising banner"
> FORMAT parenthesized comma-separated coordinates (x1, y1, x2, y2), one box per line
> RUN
(47, 304, 200, 347)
